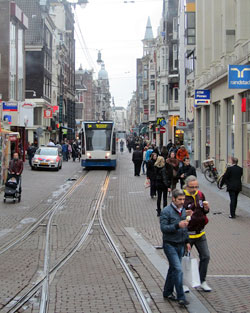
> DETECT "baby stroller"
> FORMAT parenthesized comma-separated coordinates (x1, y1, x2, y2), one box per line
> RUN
(3, 173, 21, 203)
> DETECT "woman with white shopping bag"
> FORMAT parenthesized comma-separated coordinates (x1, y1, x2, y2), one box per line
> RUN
(160, 189, 191, 307)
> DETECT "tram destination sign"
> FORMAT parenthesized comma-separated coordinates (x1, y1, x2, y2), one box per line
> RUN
(228, 65, 250, 89)
(86, 123, 112, 130)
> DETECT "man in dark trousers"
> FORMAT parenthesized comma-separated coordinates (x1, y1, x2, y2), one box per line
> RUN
(221, 157, 243, 218)
(177, 157, 196, 188)
(132, 146, 143, 176)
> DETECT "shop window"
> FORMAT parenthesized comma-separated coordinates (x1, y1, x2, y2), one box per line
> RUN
(214, 102, 221, 168)
(205, 106, 210, 158)
(226, 97, 235, 162)
(242, 93, 250, 183)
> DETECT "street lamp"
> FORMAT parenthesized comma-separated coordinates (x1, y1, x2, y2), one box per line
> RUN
(25, 90, 36, 97)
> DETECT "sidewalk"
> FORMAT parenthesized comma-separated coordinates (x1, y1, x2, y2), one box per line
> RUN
(105, 149, 250, 313)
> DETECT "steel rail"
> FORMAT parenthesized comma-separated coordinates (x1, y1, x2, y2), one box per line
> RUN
(99, 192, 152, 313)
(0, 172, 87, 256)
(3, 173, 88, 313)
(6, 172, 152, 313)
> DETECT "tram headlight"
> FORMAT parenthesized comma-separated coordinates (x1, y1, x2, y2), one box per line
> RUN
(105, 152, 110, 158)
(87, 152, 91, 158)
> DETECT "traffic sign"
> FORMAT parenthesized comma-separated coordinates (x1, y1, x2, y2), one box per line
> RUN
(160, 127, 166, 134)
(228, 65, 250, 89)
(160, 119, 167, 127)
(195, 89, 210, 106)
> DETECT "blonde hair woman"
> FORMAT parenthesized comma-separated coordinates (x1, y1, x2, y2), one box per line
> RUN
(154, 156, 173, 216)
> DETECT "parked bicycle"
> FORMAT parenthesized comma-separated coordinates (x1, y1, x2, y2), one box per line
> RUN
(202, 159, 218, 183)
(202, 158, 228, 190)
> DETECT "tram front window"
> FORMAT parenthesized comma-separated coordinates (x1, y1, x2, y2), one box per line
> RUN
(86, 129, 112, 151)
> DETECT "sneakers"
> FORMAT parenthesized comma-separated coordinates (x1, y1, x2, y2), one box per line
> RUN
(178, 299, 190, 306)
(229, 215, 235, 219)
(200, 281, 212, 292)
(163, 293, 177, 301)
(183, 285, 190, 293)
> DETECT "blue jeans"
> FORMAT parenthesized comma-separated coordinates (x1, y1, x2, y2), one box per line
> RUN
(142, 161, 147, 174)
(163, 243, 185, 300)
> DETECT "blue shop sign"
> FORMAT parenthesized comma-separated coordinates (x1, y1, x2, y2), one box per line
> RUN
(228, 65, 250, 89)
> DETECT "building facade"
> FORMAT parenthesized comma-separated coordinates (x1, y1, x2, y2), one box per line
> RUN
(194, 0, 250, 194)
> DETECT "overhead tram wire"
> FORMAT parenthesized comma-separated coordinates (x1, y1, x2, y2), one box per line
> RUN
(75, 29, 95, 70)
(74, 10, 98, 73)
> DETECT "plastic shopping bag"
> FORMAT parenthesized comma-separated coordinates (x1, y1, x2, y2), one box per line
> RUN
(144, 178, 150, 188)
(182, 254, 201, 288)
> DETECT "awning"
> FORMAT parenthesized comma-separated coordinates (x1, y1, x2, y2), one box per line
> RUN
(61, 126, 75, 132)
(0, 129, 20, 138)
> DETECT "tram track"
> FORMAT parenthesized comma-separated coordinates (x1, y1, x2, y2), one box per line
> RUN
(2, 171, 152, 313)
(0, 171, 88, 256)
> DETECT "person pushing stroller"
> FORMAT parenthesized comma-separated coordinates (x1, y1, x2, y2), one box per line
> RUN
(8, 152, 23, 193)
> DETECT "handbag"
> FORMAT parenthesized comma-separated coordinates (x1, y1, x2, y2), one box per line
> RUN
(144, 178, 150, 188)
(182, 253, 201, 288)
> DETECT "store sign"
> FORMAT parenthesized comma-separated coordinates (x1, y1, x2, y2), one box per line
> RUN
(44, 109, 52, 119)
(176, 119, 188, 129)
(194, 90, 210, 106)
(8, 136, 17, 141)
(228, 65, 250, 89)
(2, 101, 18, 111)
(21, 101, 36, 109)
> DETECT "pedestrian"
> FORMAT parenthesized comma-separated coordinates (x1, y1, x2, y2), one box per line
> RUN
(8, 152, 23, 193)
(62, 142, 68, 161)
(168, 143, 178, 156)
(155, 156, 173, 216)
(142, 146, 148, 174)
(166, 151, 179, 190)
(120, 140, 124, 153)
(176, 145, 189, 167)
(160, 146, 169, 160)
(47, 139, 55, 146)
(67, 141, 72, 160)
(72, 141, 78, 162)
(183, 175, 212, 292)
(27, 143, 36, 168)
(221, 157, 243, 218)
(146, 152, 157, 198)
(145, 146, 153, 163)
(160, 189, 191, 306)
(177, 157, 196, 189)
(132, 146, 143, 176)
(166, 139, 173, 151)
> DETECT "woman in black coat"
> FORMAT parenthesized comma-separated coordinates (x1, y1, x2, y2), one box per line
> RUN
(154, 156, 173, 216)
(146, 152, 157, 198)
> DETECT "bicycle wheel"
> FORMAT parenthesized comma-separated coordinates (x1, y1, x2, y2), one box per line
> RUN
(217, 175, 226, 190)
(204, 168, 216, 183)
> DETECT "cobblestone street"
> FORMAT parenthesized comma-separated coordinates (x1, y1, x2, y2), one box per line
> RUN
(0, 151, 250, 312)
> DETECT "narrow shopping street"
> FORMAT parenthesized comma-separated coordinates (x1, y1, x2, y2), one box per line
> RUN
(0, 150, 249, 313)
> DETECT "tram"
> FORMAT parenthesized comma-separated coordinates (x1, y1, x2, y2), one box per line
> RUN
(80, 121, 117, 169)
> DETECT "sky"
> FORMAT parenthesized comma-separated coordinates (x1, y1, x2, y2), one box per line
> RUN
(74, 0, 163, 108)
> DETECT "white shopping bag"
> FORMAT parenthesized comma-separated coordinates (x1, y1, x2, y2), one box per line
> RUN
(182, 254, 201, 288)
(144, 178, 150, 188)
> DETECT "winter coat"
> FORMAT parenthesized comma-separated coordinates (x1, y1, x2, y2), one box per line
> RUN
(177, 164, 196, 181)
(155, 163, 173, 190)
(221, 164, 243, 192)
(9, 159, 23, 175)
(146, 159, 156, 179)
(160, 204, 189, 244)
(183, 189, 209, 233)
(132, 150, 143, 162)
(176, 148, 189, 162)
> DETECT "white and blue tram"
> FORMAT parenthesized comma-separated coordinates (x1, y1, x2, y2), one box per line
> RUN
(80, 121, 117, 169)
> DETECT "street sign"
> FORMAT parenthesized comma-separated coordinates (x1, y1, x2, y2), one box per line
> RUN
(228, 65, 250, 89)
(44, 109, 52, 119)
(160, 127, 166, 134)
(176, 120, 188, 129)
(160, 119, 167, 127)
(36, 127, 43, 136)
(195, 90, 210, 106)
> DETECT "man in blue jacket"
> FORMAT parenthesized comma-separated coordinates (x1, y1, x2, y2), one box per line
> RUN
(160, 189, 191, 306)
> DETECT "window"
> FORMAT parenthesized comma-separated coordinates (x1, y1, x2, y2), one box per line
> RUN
(214, 102, 221, 168)
(34, 107, 42, 125)
(44, 77, 51, 99)
(17, 28, 24, 101)
(242, 92, 250, 183)
(150, 100, 155, 114)
(227, 97, 235, 162)
(173, 17, 178, 40)
(173, 44, 178, 70)
(150, 75, 155, 91)
(186, 12, 196, 45)
(10, 22, 16, 100)
(143, 65, 148, 79)
(85, 129, 112, 151)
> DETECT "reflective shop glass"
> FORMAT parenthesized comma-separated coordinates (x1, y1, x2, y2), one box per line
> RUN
(85, 129, 112, 151)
